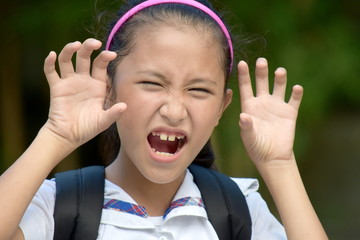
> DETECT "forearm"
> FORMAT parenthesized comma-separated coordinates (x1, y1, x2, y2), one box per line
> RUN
(0, 126, 75, 239)
(257, 157, 328, 240)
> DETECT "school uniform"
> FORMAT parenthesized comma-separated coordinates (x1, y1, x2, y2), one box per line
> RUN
(19, 169, 286, 240)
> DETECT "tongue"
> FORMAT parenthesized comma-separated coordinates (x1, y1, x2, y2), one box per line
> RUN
(148, 135, 179, 154)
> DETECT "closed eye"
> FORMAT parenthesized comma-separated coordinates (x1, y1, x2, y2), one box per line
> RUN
(138, 81, 163, 92)
(189, 88, 212, 94)
(140, 81, 162, 86)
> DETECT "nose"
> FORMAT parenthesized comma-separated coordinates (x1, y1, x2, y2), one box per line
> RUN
(159, 95, 187, 125)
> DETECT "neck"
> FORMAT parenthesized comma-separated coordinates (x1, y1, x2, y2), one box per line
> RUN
(105, 153, 185, 217)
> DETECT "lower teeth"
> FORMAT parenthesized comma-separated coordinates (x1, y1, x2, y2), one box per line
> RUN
(156, 152, 173, 156)
(152, 149, 174, 156)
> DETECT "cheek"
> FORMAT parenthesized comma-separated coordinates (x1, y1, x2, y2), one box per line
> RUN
(188, 100, 223, 127)
(116, 86, 153, 111)
(115, 89, 163, 131)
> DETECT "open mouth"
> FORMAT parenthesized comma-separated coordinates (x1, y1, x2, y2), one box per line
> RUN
(147, 132, 187, 157)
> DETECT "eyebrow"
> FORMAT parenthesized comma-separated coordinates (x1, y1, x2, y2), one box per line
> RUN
(189, 78, 218, 86)
(137, 70, 167, 81)
(137, 70, 218, 86)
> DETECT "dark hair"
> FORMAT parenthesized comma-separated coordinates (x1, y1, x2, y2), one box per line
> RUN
(99, 0, 232, 169)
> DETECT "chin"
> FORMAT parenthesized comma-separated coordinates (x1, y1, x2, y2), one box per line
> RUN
(141, 166, 186, 185)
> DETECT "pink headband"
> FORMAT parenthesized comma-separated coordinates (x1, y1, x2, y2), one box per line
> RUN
(105, 0, 234, 72)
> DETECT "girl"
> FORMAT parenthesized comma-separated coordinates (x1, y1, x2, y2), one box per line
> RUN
(0, 0, 328, 239)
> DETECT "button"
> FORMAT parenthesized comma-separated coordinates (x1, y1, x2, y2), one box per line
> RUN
(159, 236, 167, 240)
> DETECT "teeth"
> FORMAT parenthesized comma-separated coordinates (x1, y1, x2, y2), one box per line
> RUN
(160, 134, 168, 141)
(151, 148, 174, 156)
(154, 132, 184, 142)
(155, 151, 174, 156)
(150, 133, 185, 156)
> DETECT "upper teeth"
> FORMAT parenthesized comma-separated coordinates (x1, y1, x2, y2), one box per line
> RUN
(152, 132, 185, 142)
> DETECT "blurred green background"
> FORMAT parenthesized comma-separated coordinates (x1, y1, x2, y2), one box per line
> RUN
(1, 0, 359, 238)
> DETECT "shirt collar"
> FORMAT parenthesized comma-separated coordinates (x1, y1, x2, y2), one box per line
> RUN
(101, 169, 207, 229)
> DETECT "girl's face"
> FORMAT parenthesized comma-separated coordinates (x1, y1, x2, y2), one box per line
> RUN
(111, 25, 232, 184)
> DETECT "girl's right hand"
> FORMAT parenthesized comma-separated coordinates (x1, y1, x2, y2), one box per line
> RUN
(43, 38, 127, 150)
(0, 39, 127, 240)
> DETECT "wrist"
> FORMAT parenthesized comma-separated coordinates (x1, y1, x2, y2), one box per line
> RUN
(41, 121, 79, 147)
(36, 124, 78, 163)
(255, 154, 299, 184)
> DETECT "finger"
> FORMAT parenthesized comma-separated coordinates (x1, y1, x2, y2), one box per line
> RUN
(76, 38, 102, 74)
(239, 112, 254, 132)
(44, 51, 60, 85)
(239, 113, 257, 149)
(255, 58, 269, 96)
(238, 61, 254, 104)
(288, 85, 303, 110)
(91, 51, 117, 81)
(101, 102, 127, 129)
(272, 67, 287, 99)
(58, 41, 81, 78)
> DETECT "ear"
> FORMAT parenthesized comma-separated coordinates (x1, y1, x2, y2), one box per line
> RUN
(104, 76, 115, 110)
(215, 88, 233, 126)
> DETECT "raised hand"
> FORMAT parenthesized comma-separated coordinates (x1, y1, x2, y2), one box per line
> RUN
(238, 58, 303, 168)
(43, 38, 127, 149)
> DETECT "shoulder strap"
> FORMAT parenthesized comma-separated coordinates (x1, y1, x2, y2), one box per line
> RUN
(53, 166, 105, 240)
(188, 164, 252, 240)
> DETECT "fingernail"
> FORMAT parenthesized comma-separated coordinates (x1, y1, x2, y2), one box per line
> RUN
(256, 58, 267, 64)
(72, 41, 81, 47)
(104, 50, 117, 56)
(275, 67, 286, 74)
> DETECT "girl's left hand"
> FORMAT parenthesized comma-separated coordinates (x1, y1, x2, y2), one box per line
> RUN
(237, 58, 303, 168)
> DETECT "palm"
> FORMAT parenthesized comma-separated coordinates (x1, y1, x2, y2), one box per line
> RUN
(48, 75, 107, 142)
(238, 59, 303, 165)
(44, 39, 126, 147)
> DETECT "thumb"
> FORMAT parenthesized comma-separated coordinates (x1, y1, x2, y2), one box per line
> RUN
(239, 112, 256, 145)
(239, 112, 261, 161)
(101, 102, 127, 129)
(239, 112, 253, 132)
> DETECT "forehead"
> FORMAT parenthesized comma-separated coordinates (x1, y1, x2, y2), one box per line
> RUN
(117, 24, 226, 83)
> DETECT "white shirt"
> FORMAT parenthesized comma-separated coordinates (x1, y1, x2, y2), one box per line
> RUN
(19, 170, 286, 240)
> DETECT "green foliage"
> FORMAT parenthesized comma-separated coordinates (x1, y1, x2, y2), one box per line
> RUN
(213, 0, 360, 167)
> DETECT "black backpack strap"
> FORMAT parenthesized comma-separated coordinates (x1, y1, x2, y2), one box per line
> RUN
(189, 164, 252, 240)
(53, 166, 105, 240)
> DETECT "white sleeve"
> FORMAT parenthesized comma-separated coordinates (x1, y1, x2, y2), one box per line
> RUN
(246, 192, 287, 240)
(231, 178, 287, 240)
(19, 179, 56, 240)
